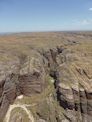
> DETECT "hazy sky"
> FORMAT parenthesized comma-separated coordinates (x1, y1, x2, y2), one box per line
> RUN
(0, 0, 92, 32)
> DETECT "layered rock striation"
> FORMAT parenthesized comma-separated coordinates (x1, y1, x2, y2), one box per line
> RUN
(0, 32, 91, 121)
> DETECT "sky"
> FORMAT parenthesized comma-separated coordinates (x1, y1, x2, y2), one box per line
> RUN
(0, 0, 92, 32)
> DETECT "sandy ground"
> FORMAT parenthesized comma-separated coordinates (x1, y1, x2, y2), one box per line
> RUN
(4, 104, 35, 122)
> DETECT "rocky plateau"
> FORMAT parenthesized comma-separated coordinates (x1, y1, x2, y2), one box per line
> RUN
(0, 32, 91, 122)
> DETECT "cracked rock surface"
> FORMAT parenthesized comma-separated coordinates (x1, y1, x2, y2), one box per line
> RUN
(0, 32, 92, 122)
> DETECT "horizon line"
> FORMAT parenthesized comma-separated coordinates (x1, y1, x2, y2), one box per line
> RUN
(0, 30, 92, 34)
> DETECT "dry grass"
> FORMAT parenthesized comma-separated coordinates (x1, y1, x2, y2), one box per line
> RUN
(0, 31, 91, 63)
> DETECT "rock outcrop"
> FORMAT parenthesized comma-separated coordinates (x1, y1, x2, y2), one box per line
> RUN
(0, 32, 91, 122)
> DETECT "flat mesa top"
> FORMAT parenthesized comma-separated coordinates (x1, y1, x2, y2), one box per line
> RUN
(0, 31, 91, 63)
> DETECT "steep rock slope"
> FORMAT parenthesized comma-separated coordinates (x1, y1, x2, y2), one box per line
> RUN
(0, 32, 91, 122)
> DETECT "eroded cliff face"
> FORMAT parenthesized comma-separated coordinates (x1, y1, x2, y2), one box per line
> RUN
(0, 32, 92, 122)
